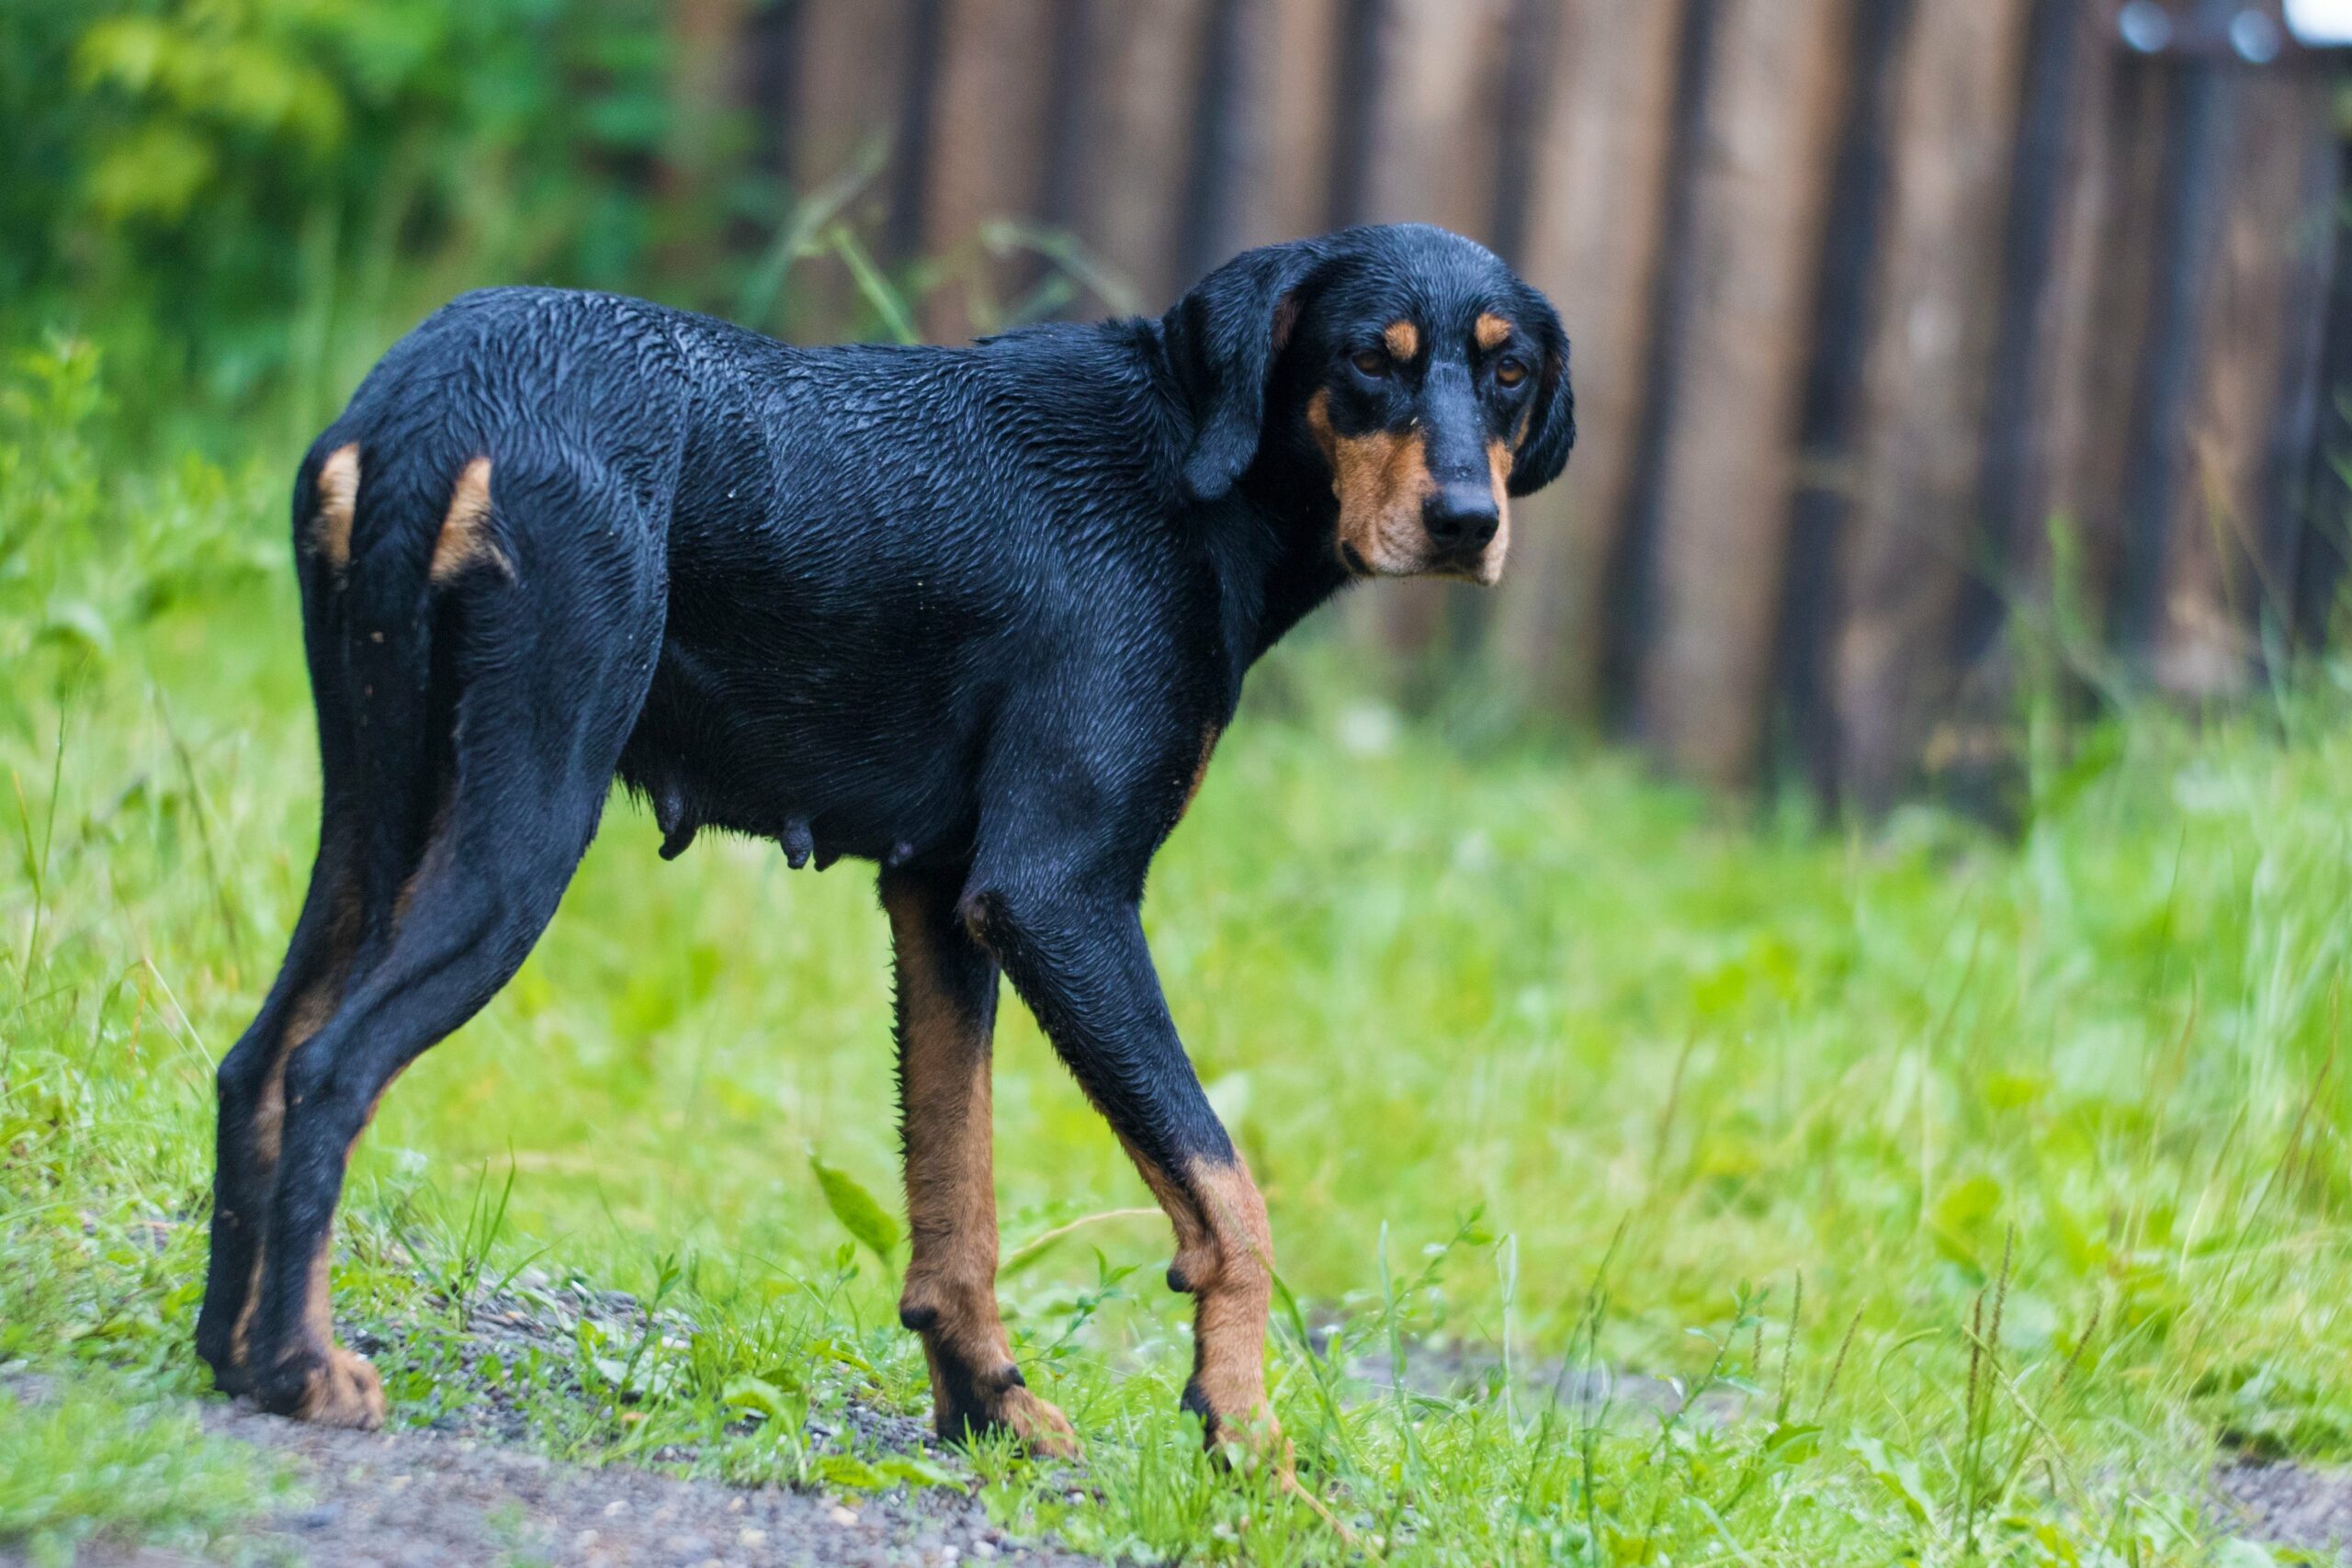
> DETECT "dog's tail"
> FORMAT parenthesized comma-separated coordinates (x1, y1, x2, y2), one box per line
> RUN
(292, 432, 512, 958)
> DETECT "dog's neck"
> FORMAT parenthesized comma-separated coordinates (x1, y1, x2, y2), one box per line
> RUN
(1190, 479, 1353, 690)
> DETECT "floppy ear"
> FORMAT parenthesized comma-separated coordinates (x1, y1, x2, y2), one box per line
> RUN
(1160, 240, 1325, 503)
(1508, 299, 1575, 498)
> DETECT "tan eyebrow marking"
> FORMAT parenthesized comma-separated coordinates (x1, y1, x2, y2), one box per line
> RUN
(1382, 320, 1419, 361)
(1476, 313, 1514, 351)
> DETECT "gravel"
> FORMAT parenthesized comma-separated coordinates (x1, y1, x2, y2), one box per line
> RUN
(2214, 1461, 2352, 1562)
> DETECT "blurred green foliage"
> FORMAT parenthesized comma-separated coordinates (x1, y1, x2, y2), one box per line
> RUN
(1, 0, 729, 416)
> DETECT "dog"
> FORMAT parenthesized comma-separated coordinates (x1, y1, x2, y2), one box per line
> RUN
(193, 222, 1573, 1454)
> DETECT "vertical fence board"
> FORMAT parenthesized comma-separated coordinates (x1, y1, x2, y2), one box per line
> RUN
(918, 0, 1059, 341)
(1829, 0, 2032, 808)
(2052, 52, 2171, 655)
(1948, 0, 2109, 696)
(1634, 0, 1852, 788)
(1775, 0, 1914, 802)
(787, 0, 922, 339)
(2154, 70, 2338, 694)
(1493, 0, 1687, 715)
(1069, 0, 1211, 310)
(1249, 0, 1346, 247)
(2259, 95, 2340, 653)
(2294, 140, 2352, 647)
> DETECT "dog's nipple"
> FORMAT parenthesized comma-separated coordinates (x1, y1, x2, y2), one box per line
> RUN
(780, 815, 814, 870)
(655, 782, 698, 861)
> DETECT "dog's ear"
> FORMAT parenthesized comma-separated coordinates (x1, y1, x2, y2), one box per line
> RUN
(1508, 298, 1575, 498)
(1160, 240, 1324, 503)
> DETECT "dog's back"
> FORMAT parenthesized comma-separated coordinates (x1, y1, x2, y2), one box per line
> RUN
(296, 285, 1216, 874)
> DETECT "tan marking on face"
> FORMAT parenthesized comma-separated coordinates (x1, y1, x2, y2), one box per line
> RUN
(1476, 312, 1515, 352)
(1116, 1140, 1277, 1446)
(312, 444, 360, 572)
(1306, 389, 1435, 577)
(429, 457, 510, 585)
(1382, 320, 1419, 361)
(1474, 438, 1514, 587)
(884, 881, 1080, 1458)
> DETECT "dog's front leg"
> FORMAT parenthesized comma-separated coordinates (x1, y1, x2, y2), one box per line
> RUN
(959, 879, 1283, 1458)
(881, 867, 1080, 1459)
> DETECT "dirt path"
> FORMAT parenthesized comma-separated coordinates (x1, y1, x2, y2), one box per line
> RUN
(14, 1326, 2350, 1565)
(2214, 1461, 2352, 1562)
(51, 1398, 1095, 1568)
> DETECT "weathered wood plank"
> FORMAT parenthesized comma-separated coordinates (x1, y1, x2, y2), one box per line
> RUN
(920, 0, 1061, 342)
(1829, 0, 2032, 808)
(1069, 0, 1211, 310)
(2154, 67, 2340, 695)
(1632, 0, 1853, 788)
(787, 0, 922, 340)
(1246, 0, 1346, 247)
(1491, 0, 1688, 716)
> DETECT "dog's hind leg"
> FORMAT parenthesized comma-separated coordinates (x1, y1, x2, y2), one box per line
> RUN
(239, 454, 663, 1427)
(881, 867, 1080, 1459)
(198, 445, 373, 1395)
(194, 836, 360, 1394)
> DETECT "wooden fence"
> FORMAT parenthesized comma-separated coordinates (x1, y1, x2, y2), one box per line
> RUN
(684, 0, 2352, 806)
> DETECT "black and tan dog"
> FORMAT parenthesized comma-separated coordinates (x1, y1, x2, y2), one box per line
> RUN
(194, 222, 1572, 1454)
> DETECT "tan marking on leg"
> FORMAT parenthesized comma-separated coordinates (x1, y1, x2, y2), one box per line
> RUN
(1182, 1157, 1277, 1441)
(285, 1111, 386, 1428)
(392, 786, 458, 929)
(1306, 389, 1435, 576)
(312, 445, 360, 572)
(229, 885, 361, 1372)
(1382, 320, 1420, 362)
(1178, 724, 1223, 822)
(428, 457, 510, 584)
(290, 1345, 385, 1429)
(1118, 1140, 1280, 1453)
(1475, 312, 1515, 351)
(884, 882, 1078, 1459)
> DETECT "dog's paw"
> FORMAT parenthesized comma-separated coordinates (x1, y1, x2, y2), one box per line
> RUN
(994, 1385, 1082, 1461)
(939, 1364, 1082, 1461)
(1184, 1381, 1288, 1471)
(258, 1346, 386, 1430)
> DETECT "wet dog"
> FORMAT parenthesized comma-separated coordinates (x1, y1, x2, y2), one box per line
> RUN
(194, 222, 1573, 1452)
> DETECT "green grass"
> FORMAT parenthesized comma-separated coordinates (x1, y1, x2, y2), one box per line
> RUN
(5, 331, 2349, 1565)
(0, 1382, 295, 1564)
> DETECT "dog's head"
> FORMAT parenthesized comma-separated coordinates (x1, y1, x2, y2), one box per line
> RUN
(1160, 224, 1573, 586)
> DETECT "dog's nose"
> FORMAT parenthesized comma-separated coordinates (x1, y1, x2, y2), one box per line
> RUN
(1423, 485, 1499, 556)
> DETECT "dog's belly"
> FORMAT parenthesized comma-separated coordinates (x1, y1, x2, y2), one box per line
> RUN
(616, 627, 989, 873)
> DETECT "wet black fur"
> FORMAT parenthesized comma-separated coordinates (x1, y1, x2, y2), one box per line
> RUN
(196, 223, 1572, 1428)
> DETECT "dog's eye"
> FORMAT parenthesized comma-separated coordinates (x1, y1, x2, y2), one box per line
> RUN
(1351, 349, 1389, 378)
(1495, 356, 1529, 388)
